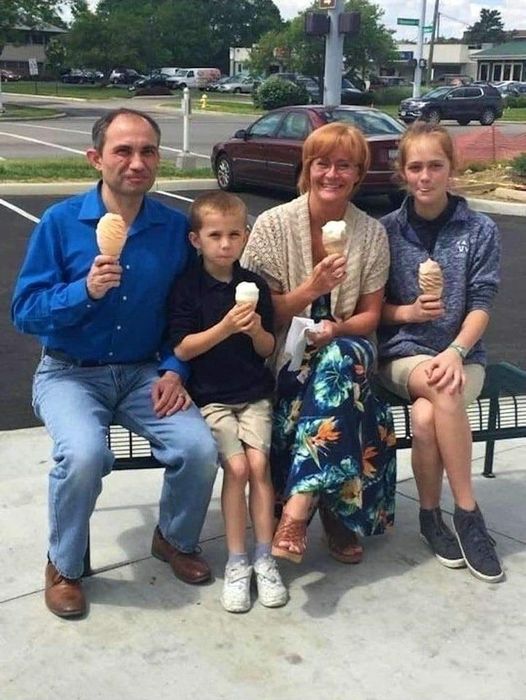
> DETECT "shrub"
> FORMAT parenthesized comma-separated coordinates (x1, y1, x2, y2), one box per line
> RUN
(511, 153, 526, 178)
(369, 86, 413, 105)
(254, 77, 309, 110)
(133, 86, 172, 97)
(505, 95, 526, 109)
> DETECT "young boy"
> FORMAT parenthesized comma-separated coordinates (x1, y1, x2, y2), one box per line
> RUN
(168, 191, 288, 613)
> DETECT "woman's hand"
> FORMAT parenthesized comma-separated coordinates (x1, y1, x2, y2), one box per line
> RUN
(306, 319, 336, 349)
(407, 294, 445, 323)
(309, 254, 347, 297)
(425, 348, 465, 394)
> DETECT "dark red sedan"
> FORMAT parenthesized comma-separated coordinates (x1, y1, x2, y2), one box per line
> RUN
(211, 105, 406, 203)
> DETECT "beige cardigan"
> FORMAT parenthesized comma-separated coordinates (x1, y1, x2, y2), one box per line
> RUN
(242, 193, 390, 373)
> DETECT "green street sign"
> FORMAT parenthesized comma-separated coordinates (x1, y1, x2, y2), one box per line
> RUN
(423, 25, 433, 32)
(397, 18, 419, 26)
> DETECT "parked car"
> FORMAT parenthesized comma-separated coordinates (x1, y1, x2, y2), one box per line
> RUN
(131, 72, 172, 90)
(211, 104, 405, 202)
(166, 67, 221, 90)
(370, 75, 408, 88)
(108, 68, 144, 85)
(268, 73, 321, 103)
(398, 84, 503, 125)
(206, 76, 230, 92)
(61, 68, 102, 84)
(0, 69, 22, 81)
(432, 74, 473, 86)
(217, 75, 260, 94)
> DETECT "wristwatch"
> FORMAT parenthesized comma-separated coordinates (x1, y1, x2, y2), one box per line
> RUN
(448, 343, 468, 359)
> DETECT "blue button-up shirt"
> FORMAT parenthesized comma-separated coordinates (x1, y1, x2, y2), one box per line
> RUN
(12, 184, 192, 378)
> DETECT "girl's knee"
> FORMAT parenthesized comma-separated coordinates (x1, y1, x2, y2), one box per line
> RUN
(411, 399, 435, 441)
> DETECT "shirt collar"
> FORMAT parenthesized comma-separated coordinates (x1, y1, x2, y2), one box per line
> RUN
(398, 193, 470, 229)
(78, 181, 166, 233)
(201, 259, 244, 291)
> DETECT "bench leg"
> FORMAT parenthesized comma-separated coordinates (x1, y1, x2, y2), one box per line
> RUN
(482, 395, 498, 478)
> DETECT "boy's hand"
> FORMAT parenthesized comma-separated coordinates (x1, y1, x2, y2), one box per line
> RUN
(241, 309, 263, 338)
(407, 294, 444, 323)
(221, 302, 257, 335)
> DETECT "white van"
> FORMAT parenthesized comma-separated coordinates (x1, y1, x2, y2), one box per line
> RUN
(159, 67, 180, 79)
(168, 67, 221, 90)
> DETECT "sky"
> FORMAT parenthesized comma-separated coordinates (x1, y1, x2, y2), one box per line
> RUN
(275, 0, 522, 42)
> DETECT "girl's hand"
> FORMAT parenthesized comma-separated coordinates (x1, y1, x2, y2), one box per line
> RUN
(425, 348, 466, 394)
(306, 319, 336, 349)
(310, 254, 347, 297)
(408, 294, 445, 323)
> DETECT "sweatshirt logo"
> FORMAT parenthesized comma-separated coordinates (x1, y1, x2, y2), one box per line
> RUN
(456, 239, 469, 254)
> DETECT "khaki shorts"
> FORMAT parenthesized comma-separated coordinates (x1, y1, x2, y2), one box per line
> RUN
(200, 398, 273, 461)
(377, 355, 485, 407)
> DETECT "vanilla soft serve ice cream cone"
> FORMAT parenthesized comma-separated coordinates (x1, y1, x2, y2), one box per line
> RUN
(96, 213, 127, 257)
(321, 220, 348, 256)
(418, 258, 444, 297)
(235, 281, 259, 307)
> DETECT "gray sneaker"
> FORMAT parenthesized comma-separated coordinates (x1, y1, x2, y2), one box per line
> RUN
(419, 507, 466, 569)
(221, 562, 253, 613)
(253, 555, 288, 608)
(452, 504, 504, 583)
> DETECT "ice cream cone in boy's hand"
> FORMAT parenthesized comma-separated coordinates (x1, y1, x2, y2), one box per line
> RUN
(96, 213, 127, 257)
(235, 281, 259, 308)
(322, 220, 348, 256)
(418, 258, 443, 297)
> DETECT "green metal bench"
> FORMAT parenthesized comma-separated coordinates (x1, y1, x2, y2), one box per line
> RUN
(83, 361, 526, 576)
(374, 361, 526, 478)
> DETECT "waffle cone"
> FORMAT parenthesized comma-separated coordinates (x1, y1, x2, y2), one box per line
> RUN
(96, 213, 127, 257)
(418, 258, 443, 297)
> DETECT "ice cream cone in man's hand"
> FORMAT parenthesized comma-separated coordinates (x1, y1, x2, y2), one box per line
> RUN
(96, 213, 127, 257)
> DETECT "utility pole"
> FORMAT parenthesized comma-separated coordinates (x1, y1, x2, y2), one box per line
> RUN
(324, 0, 345, 105)
(413, 0, 427, 98)
(426, 0, 440, 85)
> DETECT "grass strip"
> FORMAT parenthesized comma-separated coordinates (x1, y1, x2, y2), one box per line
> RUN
(0, 103, 60, 119)
(0, 157, 213, 182)
(2, 81, 132, 100)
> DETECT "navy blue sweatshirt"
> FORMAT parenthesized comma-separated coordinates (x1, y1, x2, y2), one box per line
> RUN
(378, 196, 500, 366)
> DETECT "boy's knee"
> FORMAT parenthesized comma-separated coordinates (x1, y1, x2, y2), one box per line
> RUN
(224, 456, 250, 483)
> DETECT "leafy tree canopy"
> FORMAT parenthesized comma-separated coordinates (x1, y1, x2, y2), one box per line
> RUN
(1, 0, 64, 52)
(465, 9, 505, 44)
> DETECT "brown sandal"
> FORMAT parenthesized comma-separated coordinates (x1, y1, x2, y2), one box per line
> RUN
(319, 504, 363, 565)
(271, 513, 307, 564)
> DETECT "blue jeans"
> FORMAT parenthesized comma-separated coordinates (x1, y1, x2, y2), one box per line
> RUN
(33, 355, 218, 579)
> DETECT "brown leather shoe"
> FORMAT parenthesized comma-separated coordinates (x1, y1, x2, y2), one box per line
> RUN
(319, 504, 363, 564)
(45, 562, 86, 618)
(151, 526, 211, 584)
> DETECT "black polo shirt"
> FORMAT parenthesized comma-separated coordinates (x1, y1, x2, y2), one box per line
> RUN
(168, 260, 275, 407)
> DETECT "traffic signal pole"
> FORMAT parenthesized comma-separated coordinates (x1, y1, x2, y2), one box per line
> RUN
(324, 0, 345, 105)
(413, 0, 427, 98)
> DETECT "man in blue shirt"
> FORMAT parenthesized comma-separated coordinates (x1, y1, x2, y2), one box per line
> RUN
(12, 108, 218, 618)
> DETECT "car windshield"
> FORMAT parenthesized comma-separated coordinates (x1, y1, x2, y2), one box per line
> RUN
(328, 109, 405, 135)
(421, 87, 451, 99)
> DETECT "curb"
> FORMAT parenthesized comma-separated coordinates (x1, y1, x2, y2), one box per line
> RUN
(0, 111, 66, 122)
(0, 179, 218, 196)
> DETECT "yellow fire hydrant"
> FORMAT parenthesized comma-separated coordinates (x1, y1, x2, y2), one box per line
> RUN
(200, 93, 208, 110)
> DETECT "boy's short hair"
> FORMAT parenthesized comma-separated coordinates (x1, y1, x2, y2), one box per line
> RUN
(190, 191, 248, 232)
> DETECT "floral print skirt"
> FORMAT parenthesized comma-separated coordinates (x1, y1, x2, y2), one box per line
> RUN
(271, 335, 397, 536)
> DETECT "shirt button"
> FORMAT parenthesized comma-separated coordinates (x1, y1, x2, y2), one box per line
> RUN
(109, 352, 114, 357)
(125, 265, 130, 270)
(116, 325, 122, 330)
(122, 295, 127, 301)
(86, 304, 92, 309)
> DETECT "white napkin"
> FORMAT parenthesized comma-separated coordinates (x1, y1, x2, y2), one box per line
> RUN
(284, 317, 324, 371)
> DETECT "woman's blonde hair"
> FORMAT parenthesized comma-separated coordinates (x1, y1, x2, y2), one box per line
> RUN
(297, 122, 370, 195)
(397, 121, 457, 174)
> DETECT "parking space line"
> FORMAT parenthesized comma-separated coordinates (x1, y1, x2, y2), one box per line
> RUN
(0, 131, 84, 155)
(156, 190, 195, 203)
(0, 198, 40, 223)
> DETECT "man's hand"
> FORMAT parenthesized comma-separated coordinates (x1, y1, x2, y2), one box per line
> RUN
(306, 319, 336, 349)
(87, 255, 122, 300)
(220, 302, 257, 336)
(407, 294, 445, 323)
(151, 371, 192, 417)
(425, 348, 465, 394)
(310, 254, 347, 297)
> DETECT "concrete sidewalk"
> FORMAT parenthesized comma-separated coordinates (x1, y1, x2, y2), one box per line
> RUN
(1, 427, 525, 699)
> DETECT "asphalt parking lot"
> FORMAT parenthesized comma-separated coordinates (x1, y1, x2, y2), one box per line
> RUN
(2, 188, 524, 431)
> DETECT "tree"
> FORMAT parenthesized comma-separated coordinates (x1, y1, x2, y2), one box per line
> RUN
(1, 1, 64, 54)
(46, 37, 67, 78)
(249, 0, 396, 81)
(465, 9, 505, 44)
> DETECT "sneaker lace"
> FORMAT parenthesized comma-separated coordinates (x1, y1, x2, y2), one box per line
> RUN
(463, 517, 497, 556)
(226, 564, 251, 586)
(255, 557, 281, 586)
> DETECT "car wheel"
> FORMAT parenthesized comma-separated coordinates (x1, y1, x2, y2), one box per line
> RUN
(233, 87, 242, 94)
(425, 109, 441, 124)
(479, 108, 495, 126)
(457, 119, 470, 126)
(216, 154, 236, 191)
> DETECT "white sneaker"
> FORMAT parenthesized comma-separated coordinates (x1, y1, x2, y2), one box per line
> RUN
(253, 555, 288, 608)
(221, 562, 253, 613)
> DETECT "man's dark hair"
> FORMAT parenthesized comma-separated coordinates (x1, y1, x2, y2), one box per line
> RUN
(91, 108, 161, 152)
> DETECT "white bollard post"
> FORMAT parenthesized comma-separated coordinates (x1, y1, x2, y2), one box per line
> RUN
(177, 87, 196, 169)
